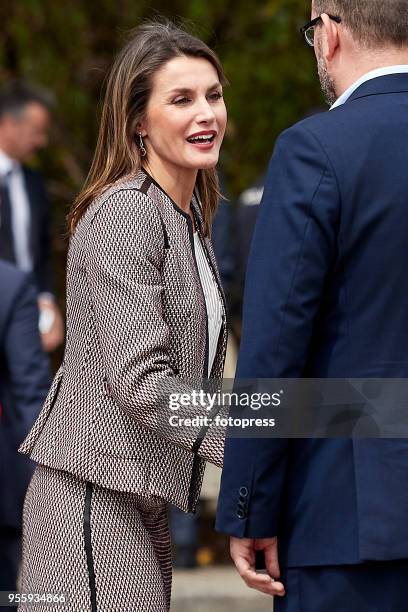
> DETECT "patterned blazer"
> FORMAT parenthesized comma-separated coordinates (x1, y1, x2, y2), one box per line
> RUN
(19, 170, 228, 512)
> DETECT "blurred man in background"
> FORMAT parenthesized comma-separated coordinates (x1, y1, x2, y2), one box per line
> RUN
(0, 83, 64, 353)
(0, 260, 50, 607)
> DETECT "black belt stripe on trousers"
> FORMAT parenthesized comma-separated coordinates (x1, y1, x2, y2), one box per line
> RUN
(84, 482, 97, 612)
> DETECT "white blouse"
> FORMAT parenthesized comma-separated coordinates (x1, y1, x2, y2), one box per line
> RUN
(193, 232, 223, 376)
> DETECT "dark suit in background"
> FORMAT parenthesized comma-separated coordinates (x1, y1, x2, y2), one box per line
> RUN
(0, 261, 50, 599)
(216, 74, 408, 610)
(0, 166, 53, 295)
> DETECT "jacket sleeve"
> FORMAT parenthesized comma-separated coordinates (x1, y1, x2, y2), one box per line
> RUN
(3, 275, 51, 439)
(85, 189, 223, 462)
(216, 123, 340, 537)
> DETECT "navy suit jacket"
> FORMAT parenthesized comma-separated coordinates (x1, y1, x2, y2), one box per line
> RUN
(0, 261, 50, 528)
(0, 166, 53, 294)
(216, 74, 408, 567)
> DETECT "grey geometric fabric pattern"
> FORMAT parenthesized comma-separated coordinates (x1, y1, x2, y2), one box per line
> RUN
(18, 464, 172, 612)
(19, 169, 227, 513)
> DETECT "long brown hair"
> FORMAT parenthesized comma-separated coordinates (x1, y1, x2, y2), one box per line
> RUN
(68, 20, 227, 236)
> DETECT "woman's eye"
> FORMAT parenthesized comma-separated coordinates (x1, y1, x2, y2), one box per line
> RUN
(208, 91, 223, 101)
(173, 97, 190, 105)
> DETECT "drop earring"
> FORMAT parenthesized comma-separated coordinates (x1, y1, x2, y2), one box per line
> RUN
(138, 133, 147, 157)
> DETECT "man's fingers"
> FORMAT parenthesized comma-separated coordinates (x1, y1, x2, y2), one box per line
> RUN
(230, 537, 285, 597)
(264, 547, 280, 580)
(233, 556, 285, 597)
(233, 554, 253, 578)
(254, 536, 282, 582)
(254, 579, 285, 597)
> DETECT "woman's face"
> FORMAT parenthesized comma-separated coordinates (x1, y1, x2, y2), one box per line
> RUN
(141, 55, 227, 173)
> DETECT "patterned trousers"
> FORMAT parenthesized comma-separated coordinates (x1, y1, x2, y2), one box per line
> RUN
(18, 465, 172, 612)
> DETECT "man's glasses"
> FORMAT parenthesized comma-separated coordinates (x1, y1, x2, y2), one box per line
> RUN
(300, 14, 342, 47)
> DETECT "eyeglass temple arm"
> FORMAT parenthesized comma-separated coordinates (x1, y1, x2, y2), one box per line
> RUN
(300, 14, 342, 34)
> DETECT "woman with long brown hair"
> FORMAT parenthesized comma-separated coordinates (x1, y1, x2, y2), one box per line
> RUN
(18, 20, 227, 612)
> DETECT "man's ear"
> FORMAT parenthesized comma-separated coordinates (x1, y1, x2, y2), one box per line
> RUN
(320, 13, 340, 61)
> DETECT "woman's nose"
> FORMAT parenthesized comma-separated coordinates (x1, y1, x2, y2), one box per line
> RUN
(195, 98, 216, 123)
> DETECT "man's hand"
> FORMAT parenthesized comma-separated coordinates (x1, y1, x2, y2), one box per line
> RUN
(230, 536, 285, 597)
(38, 297, 65, 353)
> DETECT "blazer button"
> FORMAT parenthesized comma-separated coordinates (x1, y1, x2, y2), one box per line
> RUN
(236, 509, 246, 519)
(239, 486, 249, 498)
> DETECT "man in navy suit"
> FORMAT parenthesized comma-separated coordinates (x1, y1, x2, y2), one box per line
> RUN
(0, 261, 50, 605)
(216, 1, 408, 609)
(0, 83, 64, 353)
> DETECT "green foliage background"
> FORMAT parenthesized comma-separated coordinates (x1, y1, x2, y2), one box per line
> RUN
(0, 0, 324, 257)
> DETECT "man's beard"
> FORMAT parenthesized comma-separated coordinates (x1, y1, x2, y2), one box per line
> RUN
(317, 44, 338, 106)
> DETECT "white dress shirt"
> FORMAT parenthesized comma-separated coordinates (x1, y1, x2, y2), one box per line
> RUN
(0, 148, 33, 272)
(330, 65, 408, 110)
(193, 232, 223, 377)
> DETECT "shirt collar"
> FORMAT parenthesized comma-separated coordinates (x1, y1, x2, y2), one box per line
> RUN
(330, 65, 408, 110)
(0, 148, 19, 177)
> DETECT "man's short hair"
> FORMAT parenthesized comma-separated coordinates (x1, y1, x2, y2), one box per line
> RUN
(0, 82, 54, 119)
(314, 0, 408, 48)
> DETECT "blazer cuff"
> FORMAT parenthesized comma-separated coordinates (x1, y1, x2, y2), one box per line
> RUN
(215, 483, 280, 538)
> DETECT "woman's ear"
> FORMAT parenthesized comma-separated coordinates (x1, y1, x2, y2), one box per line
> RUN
(136, 122, 147, 138)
